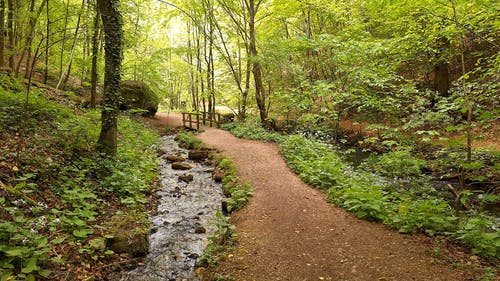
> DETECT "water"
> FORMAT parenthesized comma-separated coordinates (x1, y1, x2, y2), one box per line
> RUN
(120, 136, 223, 281)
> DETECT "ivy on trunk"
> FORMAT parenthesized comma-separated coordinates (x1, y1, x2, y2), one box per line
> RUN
(97, 0, 123, 156)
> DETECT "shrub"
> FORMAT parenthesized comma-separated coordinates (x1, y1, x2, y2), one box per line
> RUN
(360, 150, 427, 178)
(223, 121, 500, 258)
(175, 130, 203, 149)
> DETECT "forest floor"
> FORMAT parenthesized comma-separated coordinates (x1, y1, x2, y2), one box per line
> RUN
(152, 113, 484, 281)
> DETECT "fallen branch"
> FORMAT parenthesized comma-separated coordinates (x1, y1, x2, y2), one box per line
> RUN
(0, 180, 38, 206)
(447, 183, 471, 211)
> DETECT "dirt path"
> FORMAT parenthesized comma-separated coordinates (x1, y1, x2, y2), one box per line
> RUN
(153, 113, 475, 281)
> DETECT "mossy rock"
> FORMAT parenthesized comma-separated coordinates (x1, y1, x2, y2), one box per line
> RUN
(106, 213, 150, 257)
(106, 231, 149, 257)
(119, 80, 159, 117)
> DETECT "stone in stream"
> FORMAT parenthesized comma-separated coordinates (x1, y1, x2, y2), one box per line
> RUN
(119, 135, 223, 281)
(172, 162, 192, 170)
(188, 150, 209, 161)
(159, 146, 169, 155)
(194, 225, 206, 234)
(164, 154, 185, 162)
(213, 169, 224, 182)
(178, 174, 194, 183)
(107, 232, 149, 257)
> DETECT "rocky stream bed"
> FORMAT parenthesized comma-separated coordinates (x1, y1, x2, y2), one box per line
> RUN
(119, 135, 223, 281)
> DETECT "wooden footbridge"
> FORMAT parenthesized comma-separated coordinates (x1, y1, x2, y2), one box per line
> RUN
(181, 112, 223, 130)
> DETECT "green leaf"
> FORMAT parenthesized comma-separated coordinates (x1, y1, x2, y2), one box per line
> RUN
(50, 257, 65, 264)
(52, 237, 66, 244)
(73, 229, 93, 239)
(21, 257, 38, 274)
(39, 269, 52, 278)
(5, 247, 29, 257)
(0, 270, 14, 281)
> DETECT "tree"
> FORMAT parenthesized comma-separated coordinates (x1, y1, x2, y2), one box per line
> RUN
(90, 0, 100, 108)
(6, 0, 13, 69)
(247, 0, 267, 123)
(0, 0, 4, 67)
(97, 0, 123, 156)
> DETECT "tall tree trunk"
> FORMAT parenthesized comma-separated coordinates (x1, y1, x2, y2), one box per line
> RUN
(0, 0, 5, 67)
(451, 0, 472, 164)
(59, 0, 70, 78)
(196, 31, 203, 112)
(248, 0, 267, 123)
(43, 0, 49, 83)
(90, 0, 100, 108)
(433, 62, 449, 96)
(433, 37, 450, 97)
(21, 0, 45, 78)
(97, 0, 123, 156)
(6, 0, 13, 69)
(59, 0, 84, 89)
(187, 20, 197, 111)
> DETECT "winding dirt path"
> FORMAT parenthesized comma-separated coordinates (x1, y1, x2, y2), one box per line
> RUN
(153, 113, 476, 281)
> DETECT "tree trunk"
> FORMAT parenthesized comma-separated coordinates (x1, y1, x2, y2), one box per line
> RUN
(6, 0, 13, 69)
(248, 0, 267, 123)
(59, 0, 84, 89)
(433, 62, 449, 96)
(59, 0, 70, 78)
(90, 0, 99, 108)
(0, 0, 5, 67)
(43, 0, 49, 83)
(97, 0, 123, 156)
(451, 0, 472, 164)
(187, 20, 197, 111)
(21, 0, 45, 78)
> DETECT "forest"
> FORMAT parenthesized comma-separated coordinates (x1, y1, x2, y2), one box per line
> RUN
(0, 0, 498, 280)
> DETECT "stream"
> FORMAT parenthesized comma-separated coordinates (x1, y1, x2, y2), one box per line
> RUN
(120, 135, 223, 281)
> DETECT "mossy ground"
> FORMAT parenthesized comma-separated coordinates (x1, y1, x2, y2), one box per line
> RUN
(0, 74, 161, 280)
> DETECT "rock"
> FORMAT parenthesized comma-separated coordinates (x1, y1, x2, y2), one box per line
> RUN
(165, 154, 185, 162)
(188, 150, 209, 161)
(194, 226, 206, 234)
(188, 253, 199, 259)
(119, 80, 159, 117)
(221, 200, 229, 214)
(178, 174, 194, 183)
(222, 186, 231, 197)
(159, 147, 169, 155)
(107, 232, 149, 257)
(172, 162, 192, 170)
(213, 169, 224, 182)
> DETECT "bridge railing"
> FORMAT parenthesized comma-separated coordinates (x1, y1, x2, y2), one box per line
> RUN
(181, 111, 222, 130)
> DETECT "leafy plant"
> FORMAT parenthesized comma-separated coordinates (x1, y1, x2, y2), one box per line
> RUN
(0, 90, 160, 279)
(360, 150, 427, 178)
(224, 122, 500, 258)
(199, 212, 236, 267)
(215, 156, 253, 212)
(175, 130, 203, 149)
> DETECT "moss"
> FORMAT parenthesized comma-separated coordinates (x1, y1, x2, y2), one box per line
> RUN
(119, 80, 159, 117)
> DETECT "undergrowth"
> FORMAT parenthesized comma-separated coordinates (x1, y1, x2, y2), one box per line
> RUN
(175, 130, 203, 149)
(214, 156, 253, 213)
(223, 122, 499, 260)
(0, 83, 160, 280)
(199, 155, 252, 270)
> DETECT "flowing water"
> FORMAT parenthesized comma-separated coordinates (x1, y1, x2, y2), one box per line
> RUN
(120, 136, 223, 281)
